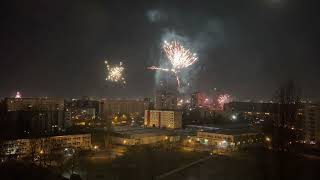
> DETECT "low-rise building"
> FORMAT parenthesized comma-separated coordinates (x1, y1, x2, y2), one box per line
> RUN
(197, 129, 262, 150)
(0, 133, 91, 157)
(111, 127, 180, 146)
(144, 110, 182, 129)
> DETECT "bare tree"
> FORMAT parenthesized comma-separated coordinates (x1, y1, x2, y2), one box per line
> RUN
(273, 80, 301, 151)
(28, 138, 41, 165)
(41, 137, 60, 167)
(0, 140, 9, 162)
(70, 149, 81, 175)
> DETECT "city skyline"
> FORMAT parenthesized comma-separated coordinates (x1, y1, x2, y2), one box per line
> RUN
(1, 1, 320, 180)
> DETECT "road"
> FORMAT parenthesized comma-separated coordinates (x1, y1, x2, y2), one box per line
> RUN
(156, 156, 211, 180)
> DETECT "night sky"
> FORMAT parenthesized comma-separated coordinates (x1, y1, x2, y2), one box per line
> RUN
(0, 0, 319, 100)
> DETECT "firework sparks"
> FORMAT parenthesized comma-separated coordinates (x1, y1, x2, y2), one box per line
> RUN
(15, 91, 21, 98)
(163, 40, 198, 70)
(218, 94, 232, 110)
(147, 40, 198, 87)
(105, 61, 126, 85)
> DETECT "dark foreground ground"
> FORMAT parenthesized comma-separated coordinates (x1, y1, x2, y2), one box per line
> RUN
(0, 161, 66, 180)
(63, 145, 320, 180)
(69, 145, 208, 180)
(1, 146, 320, 180)
(163, 149, 320, 180)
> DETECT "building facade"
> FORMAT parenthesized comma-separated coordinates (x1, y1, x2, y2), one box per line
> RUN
(144, 110, 182, 129)
(1, 97, 65, 137)
(222, 101, 282, 125)
(191, 92, 205, 108)
(0, 133, 92, 157)
(197, 130, 262, 149)
(102, 99, 145, 116)
(154, 90, 177, 110)
(303, 104, 320, 144)
(64, 98, 102, 127)
(111, 128, 180, 146)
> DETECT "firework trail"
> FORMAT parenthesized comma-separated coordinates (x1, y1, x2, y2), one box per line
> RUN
(218, 94, 232, 110)
(147, 40, 198, 87)
(147, 66, 169, 72)
(105, 61, 126, 85)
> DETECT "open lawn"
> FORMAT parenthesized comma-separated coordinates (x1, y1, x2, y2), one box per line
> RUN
(63, 144, 207, 180)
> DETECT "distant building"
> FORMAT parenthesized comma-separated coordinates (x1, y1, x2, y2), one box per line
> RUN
(5, 97, 64, 112)
(102, 99, 145, 116)
(199, 108, 215, 119)
(1, 97, 65, 138)
(0, 133, 91, 157)
(302, 104, 320, 144)
(65, 98, 147, 127)
(111, 127, 180, 145)
(99, 99, 146, 126)
(224, 101, 278, 114)
(224, 101, 320, 144)
(154, 90, 177, 110)
(65, 98, 101, 120)
(191, 92, 205, 108)
(223, 101, 279, 122)
(197, 129, 262, 149)
(65, 99, 98, 126)
(144, 110, 182, 129)
(71, 108, 96, 126)
(143, 97, 153, 110)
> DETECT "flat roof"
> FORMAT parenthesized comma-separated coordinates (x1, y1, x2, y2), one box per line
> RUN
(1, 132, 91, 141)
(113, 127, 176, 138)
(186, 124, 260, 135)
(186, 123, 251, 130)
(198, 129, 260, 135)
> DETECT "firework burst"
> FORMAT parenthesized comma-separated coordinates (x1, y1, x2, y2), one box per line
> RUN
(105, 61, 126, 85)
(218, 94, 232, 110)
(163, 40, 198, 71)
(147, 40, 198, 87)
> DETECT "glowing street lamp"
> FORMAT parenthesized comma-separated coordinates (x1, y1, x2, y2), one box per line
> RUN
(265, 136, 271, 142)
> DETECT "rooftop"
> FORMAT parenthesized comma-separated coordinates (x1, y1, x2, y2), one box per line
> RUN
(113, 126, 176, 138)
(199, 128, 260, 135)
(186, 124, 260, 135)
